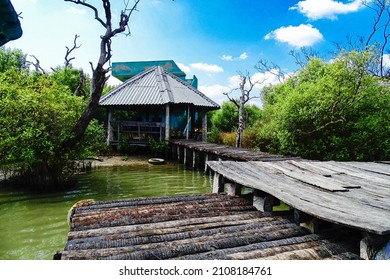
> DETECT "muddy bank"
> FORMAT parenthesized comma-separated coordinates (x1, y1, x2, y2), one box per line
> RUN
(89, 155, 152, 168)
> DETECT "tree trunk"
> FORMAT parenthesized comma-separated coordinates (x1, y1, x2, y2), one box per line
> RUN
(236, 94, 245, 148)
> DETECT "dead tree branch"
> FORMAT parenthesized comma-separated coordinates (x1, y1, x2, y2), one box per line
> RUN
(363, 0, 390, 77)
(223, 72, 263, 148)
(61, 0, 142, 151)
(28, 55, 46, 74)
(65, 34, 81, 68)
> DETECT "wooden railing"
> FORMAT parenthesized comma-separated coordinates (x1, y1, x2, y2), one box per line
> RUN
(109, 121, 165, 146)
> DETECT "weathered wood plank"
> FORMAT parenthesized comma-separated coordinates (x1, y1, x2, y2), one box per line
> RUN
(341, 162, 390, 176)
(261, 161, 358, 192)
(316, 161, 390, 186)
(206, 161, 390, 235)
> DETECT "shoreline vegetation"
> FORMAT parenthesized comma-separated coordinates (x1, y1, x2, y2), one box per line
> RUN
(0, 155, 159, 189)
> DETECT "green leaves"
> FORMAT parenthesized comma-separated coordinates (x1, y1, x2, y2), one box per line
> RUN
(256, 50, 390, 160)
(0, 68, 105, 189)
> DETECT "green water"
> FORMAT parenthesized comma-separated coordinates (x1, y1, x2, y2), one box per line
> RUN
(0, 163, 212, 260)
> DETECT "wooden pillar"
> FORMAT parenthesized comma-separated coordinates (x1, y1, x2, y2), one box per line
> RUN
(171, 144, 177, 160)
(204, 154, 209, 174)
(253, 190, 274, 213)
(186, 105, 191, 140)
(360, 233, 390, 260)
(197, 152, 205, 171)
(184, 147, 193, 169)
(165, 104, 170, 141)
(225, 182, 241, 196)
(106, 107, 113, 145)
(192, 150, 198, 170)
(202, 111, 207, 142)
(212, 172, 224, 193)
(294, 209, 318, 233)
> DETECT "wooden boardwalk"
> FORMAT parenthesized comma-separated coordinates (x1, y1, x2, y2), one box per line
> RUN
(57, 141, 389, 259)
(59, 194, 361, 260)
(170, 140, 291, 162)
(208, 160, 390, 236)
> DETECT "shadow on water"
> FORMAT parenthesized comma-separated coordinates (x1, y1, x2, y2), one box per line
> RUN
(0, 162, 212, 260)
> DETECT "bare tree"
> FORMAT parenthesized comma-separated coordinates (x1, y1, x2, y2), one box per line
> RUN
(363, 0, 390, 77)
(28, 55, 46, 74)
(224, 72, 263, 148)
(61, 0, 141, 151)
(64, 34, 81, 68)
(256, 59, 285, 83)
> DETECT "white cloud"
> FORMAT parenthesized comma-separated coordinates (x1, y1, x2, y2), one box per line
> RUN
(265, 24, 323, 47)
(199, 84, 230, 98)
(382, 54, 390, 68)
(66, 6, 86, 15)
(239, 52, 248, 60)
(221, 55, 234, 61)
(290, 0, 365, 20)
(177, 62, 191, 74)
(220, 52, 248, 61)
(228, 70, 282, 91)
(190, 62, 224, 73)
(200, 69, 284, 107)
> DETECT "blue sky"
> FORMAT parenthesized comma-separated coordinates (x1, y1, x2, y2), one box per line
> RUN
(7, 0, 383, 106)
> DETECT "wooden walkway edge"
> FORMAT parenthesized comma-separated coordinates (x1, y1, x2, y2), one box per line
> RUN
(207, 160, 390, 236)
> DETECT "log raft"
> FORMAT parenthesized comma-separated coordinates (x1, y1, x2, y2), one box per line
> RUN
(58, 194, 361, 260)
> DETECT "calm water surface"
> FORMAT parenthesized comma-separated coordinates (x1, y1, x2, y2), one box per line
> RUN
(0, 163, 212, 260)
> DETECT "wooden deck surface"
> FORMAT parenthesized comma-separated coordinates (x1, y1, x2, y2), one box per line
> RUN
(59, 194, 361, 260)
(170, 140, 291, 161)
(207, 160, 390, 235)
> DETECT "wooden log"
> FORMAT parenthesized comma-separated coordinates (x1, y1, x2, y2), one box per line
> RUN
(71, 198, 257, 231)
(74, 194, 224, 213)
(61, 224, 308, 260)
(255, 242, 353, 260)
(66, 217, 294, 251)
(175, 233, 324, 260)
(67, 212, 266, 240)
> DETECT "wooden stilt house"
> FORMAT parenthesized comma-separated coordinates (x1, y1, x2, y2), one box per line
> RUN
(99, 61, 220, 147)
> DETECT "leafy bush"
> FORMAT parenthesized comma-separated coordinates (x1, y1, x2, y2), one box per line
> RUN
(0, 69, 105, 189)
(149, 138, 167, 157)
(256, 50, 390, 160)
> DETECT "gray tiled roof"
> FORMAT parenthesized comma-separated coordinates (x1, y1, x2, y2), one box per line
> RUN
(99, 66, 220, 109)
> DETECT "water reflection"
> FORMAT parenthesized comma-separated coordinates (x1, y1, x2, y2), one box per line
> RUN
(0, 163, 212, 260)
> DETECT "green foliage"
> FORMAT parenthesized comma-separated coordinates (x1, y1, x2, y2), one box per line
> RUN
(208, 101, 263, 146)
(0, 47, 28, 72)
(50, 67, 90, 98)
(0, 69, 105, 189)
(256, 50, 390, 160)
(209, 101, 262, 133)
(149, 138, 167, 157)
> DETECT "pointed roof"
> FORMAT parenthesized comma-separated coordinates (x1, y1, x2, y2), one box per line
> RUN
(100, 66, 220, 109)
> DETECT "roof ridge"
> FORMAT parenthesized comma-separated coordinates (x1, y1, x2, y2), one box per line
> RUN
(158, 66, 220, 108)
(156, 66, 174, 103)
